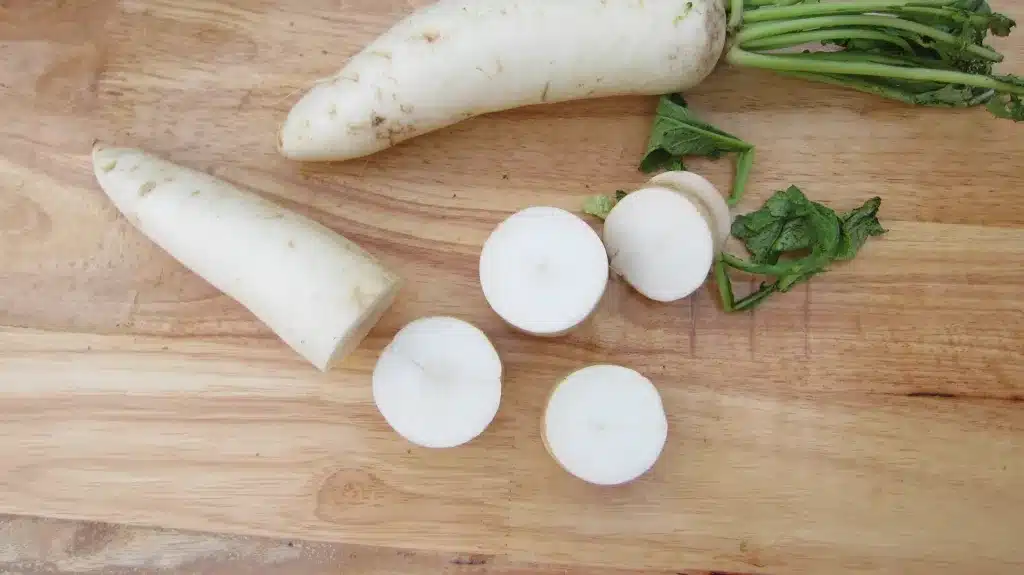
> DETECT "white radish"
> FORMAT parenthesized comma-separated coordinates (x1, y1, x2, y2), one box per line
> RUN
(91, 144, 401, 371)
(647, 171, 731, 252)
(603, 185, 714, 303)
(479, 206, 608, 336)
(543, 364, 668, 486)
(279, 0, 727, 161)
(372, 316, 502, 448)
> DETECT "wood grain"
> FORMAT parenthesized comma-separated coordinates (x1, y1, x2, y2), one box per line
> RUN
(1, 1, 1023, 574)
(0, 514, 737, 575)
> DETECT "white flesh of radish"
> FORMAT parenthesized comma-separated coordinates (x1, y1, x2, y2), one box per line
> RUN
(647, 170, 731, 252)
(479, 206, 608, 336)
(544, 364, 668, 486)
(372, 316, 502, 448)
(279, 0, 727, 161)
(603, 186, 714, 303)
(91, 145, 401, 371)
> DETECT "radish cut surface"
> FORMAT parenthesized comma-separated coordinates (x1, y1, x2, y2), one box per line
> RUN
(603, 186, 714, 303)
(543, 364, 668, 486)
(479, 207, 608, 336)
(372, 316, 502, 449)
(647, 171, 731, 252)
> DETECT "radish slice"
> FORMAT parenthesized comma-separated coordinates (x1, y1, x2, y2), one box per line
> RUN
(372, 316, 502, 448)
(647, 171, 731, 252)
(479, 206, 608, 336)
(543, 364, 668, 486)
(602, 186, 714, 303)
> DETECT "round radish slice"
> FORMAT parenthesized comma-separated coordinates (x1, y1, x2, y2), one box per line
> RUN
(603, 186, 714, 303)
(372, 316, 502, 449)
(543, 364, 668, 486)
(479, 206, 609, 336)
(648, 171, 732, 252)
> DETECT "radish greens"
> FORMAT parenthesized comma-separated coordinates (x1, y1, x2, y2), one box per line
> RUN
(722, 0, 1024, 120)
(715, 186, 886, 312)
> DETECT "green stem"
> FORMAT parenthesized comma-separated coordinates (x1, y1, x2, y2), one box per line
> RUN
(782, 50, 953, 69)
(742, 0, 956, 23)
(743, 0, 812, 7)
(736, 15, 1004, 62)
(726, 47, 1024, 93)
(713, 258, 735, 312)
(778, 71, 995, 106)
(729, 0, 745, 30)
(741, 28, 915, 53)
(896, 6, 994, 26)
(721, 252, 795, 276)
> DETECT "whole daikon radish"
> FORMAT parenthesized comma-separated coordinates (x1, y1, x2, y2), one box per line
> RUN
(91, 144, 401, 371)
(279, 0, 727, 161)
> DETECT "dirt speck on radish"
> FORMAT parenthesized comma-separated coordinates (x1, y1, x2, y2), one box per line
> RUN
(421, 30, 440, 43)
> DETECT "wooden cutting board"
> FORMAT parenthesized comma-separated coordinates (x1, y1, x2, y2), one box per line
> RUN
(2, 1, 1022, 573)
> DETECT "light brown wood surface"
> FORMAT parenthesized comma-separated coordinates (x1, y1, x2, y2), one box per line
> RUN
(2, 1, 1023, 574)
(0, 514, 742, 575)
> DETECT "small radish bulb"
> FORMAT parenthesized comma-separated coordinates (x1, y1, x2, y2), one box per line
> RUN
(647, 171, 732, 252)
(480, 206, 608, 336)
(372, 316, 502, 449)
(543, 364, 668, 486)
(603, 186, 714, 303)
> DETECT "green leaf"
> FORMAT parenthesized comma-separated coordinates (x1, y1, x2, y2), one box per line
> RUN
(836, 196, 887, 260)
(640, 94, 751, 173)
(716, 186, 886, 312)
(582, 190, 630, 220)
(639, 94, 755, 187)
(986, 74, 1024, 121)
(582, 195, 617, 220)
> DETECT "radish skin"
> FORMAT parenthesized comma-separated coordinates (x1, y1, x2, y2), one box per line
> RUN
(603, 186, 714, 303)
(279, 0, 727, 161)
(91, 144, 401, 371)
(480, 206, 608, 336)
(372, 316, 502, 449)
(543, 364, 668, 486)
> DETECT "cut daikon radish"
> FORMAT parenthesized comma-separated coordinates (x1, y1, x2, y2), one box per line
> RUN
(603, 186, 714, 303)
(543, 364, 668, 486)
(91, 144, 401, 371)
(479, 206, 608, 336)
(647, 171, 731, 252)
(372, 316, 502, 448)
